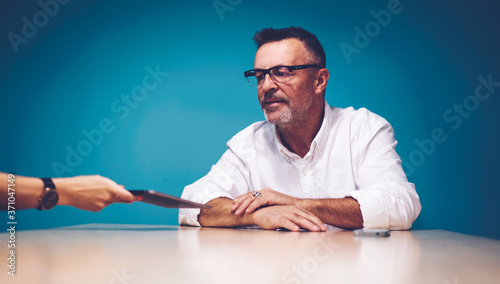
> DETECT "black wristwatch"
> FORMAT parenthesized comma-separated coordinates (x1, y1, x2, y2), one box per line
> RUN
(37, 178, 59, 210)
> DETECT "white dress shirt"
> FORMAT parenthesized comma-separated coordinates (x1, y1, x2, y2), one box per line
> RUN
(179, 101, 421, 229)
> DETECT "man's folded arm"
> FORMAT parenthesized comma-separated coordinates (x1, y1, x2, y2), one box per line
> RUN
(297, 197, 363, 229)
(198, 197, 254, 227)
(199, 197, 327, 232)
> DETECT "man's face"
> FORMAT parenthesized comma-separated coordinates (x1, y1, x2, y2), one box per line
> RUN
(254, 38, 318, 127)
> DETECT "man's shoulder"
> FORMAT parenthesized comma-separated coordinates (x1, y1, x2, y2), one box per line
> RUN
(226, 120, 273, 149)
(332, 106, 390, 128)
(329, 105, 394, 149)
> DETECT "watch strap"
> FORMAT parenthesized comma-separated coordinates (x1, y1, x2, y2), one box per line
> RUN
(37, 177, 58, 210)
(41, 177, 56, 190)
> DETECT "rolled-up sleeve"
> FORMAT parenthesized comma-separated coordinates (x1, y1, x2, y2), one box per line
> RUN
(346, 112, 421, 230)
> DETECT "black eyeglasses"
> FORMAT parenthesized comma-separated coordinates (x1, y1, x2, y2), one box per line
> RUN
(243, 64, 321, 86)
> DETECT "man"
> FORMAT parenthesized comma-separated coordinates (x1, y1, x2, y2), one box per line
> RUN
(179, 27, 421, 232)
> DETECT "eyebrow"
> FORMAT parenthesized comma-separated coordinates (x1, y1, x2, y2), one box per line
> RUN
(254, 63, 288, 69)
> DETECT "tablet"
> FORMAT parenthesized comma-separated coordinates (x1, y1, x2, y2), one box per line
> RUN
(129, 190, 211, 209)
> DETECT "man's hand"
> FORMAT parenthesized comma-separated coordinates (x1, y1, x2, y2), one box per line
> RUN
(231, 188, 298, 215)
(251, 205, 327, 232)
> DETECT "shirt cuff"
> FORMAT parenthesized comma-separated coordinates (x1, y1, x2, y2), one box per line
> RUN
(345, 190, 390, 229)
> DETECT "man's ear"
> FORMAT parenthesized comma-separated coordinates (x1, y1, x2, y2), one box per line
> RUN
(315, 68, 329, 95)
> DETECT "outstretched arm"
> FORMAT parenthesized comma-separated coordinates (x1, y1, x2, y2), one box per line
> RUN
(1, 173, 137, 211)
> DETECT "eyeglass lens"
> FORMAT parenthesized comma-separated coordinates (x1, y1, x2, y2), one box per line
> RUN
(251, 66, 291, 86)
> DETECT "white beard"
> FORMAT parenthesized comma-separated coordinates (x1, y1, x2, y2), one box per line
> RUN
(263, 105, 293, 126)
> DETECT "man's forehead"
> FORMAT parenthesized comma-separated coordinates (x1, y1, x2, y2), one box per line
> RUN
(254, 38, 307, 69)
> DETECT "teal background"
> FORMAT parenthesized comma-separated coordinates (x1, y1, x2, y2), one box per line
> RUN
(1, 0, 499, 239)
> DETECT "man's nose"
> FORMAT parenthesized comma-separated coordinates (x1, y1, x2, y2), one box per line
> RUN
(260, 73, 278, 92)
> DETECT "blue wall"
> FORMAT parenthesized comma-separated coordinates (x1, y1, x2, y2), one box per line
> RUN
(1, 0, 499, 239)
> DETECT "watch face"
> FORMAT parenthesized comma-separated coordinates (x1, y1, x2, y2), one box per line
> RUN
(42, 189, 59, 210)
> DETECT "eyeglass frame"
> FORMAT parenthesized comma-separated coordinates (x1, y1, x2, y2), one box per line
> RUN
(243, 64, 322, 86)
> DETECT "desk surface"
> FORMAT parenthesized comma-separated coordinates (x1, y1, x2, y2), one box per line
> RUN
(1, 224, 500, 284)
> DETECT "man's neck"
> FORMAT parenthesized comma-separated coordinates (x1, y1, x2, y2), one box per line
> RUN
(277, 102, 325, 158)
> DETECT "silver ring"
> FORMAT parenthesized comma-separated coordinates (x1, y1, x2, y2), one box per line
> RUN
(252, 191, 262, 198)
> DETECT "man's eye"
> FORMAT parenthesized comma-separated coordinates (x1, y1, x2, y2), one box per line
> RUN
(272, 68, 290, 78)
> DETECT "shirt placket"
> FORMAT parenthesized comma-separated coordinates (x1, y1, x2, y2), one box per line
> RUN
(278, 138, 319, 199)
(300, 141, 318, 198)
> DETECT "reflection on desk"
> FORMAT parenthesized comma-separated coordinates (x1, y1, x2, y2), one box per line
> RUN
(1, 224, 499, 284)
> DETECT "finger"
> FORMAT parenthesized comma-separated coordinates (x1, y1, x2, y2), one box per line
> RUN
(116, 184, 137, 202)
(281, 212, 320, 232)
(294, 215, 322, 232)
(111, 187, 136, 203)
(278, 219, 301, 232)
(245, 197, 265, 214)
(231, 193, 253, 211)
(234, 197, 254, 215)
(94, 176, 134, 204)
(295, 211, 325, 231)
(234, 197, 255, 215)
(231, 195, 246, 211)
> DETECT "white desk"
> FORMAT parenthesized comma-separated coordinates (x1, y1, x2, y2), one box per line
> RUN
(1, 224, 500, 284)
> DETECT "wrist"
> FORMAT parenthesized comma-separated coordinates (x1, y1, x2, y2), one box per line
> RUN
(295, 198, 307, 208)
(36, 178, 59, 210)
(248, 209, 259, 225)
(52, 177, 73, 207)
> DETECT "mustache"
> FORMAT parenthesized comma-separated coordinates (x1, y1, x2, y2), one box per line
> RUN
(260, 92, 289, 105)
